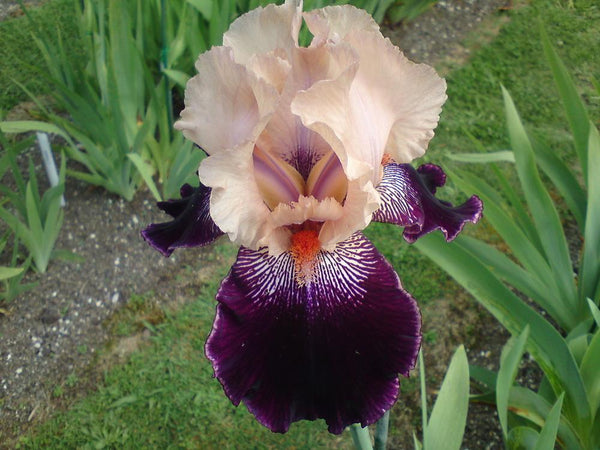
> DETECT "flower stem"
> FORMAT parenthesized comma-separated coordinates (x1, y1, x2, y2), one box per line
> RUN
(419, 348, 428, 447)
(350, 423, 373, 450)
(160, 0, 174, 135)
(374, 410, 390, 450)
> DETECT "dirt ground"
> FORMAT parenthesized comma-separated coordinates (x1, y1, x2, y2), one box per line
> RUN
(0, 0, 515, 448)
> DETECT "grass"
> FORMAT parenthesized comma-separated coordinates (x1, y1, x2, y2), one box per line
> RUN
(430, 0, 600, 164)
(5, 0, 600, 447)
(0, 0, 83, 114)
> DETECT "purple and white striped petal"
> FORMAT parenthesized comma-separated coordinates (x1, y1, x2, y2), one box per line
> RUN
(141, 183, 223, 257)
(205, 232, 421, 434)
(373, 163, 482, 243)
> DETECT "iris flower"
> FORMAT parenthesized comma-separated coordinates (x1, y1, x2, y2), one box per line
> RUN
(143, 0, 482, 435)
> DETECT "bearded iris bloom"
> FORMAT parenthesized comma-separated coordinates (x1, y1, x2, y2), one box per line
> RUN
(142, 0, 482, 435)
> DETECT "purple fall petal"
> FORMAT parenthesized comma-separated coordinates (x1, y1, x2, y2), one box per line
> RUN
(141, 183, 223, 257)
(205, 232, 421, 434)
(373, 163, 482, 243)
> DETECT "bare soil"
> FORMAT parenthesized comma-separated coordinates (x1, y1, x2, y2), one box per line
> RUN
(1, 0, 516, 448)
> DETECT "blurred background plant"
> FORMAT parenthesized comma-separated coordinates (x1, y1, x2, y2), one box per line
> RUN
(416, 30, 600, 449)
(0, 234, 35, 304)
(0, 129, 66, 273)
(413, 345, 470, 450)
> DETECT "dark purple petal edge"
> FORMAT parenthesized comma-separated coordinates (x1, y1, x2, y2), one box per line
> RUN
(373, 163, 482, 243)
(141, 183, 223, 257)
(205, 233, 421, 434)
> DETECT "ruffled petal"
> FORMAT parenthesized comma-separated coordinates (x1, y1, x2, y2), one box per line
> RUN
(303, 4, 379, 46)
(318, 176, 380, 251)
(373, 163, 483, 242)
(292, 29, 446, 185)
(175, 46, 279, 155)
(223, 0, 302, 65)
(206, 232, 421, 434)
(246, 51, 291, 93)
(270, 195, 344, 228)
(141, 183, 223, 257)
(198, 142, 272, 250)
(256, 44, 357, 179)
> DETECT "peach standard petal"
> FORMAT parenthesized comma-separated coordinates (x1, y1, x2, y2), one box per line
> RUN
(303, 4, 379, 46)
(319, 176, 380, 251)
(255, 43, 357, 177)
(292, 24, 446, 184)
(223, 0, 302, 65)
(198, 142, 272, 250)
(175, 47, 279, 155)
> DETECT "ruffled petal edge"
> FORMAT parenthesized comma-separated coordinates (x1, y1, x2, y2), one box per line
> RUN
(373, 163, 483, 242)
(141, 183, 223, 257)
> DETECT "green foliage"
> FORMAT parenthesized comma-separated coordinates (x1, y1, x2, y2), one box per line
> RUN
(0, 131, 65, 273)
(497, 326, 529, 440)
(387, 0, 436, 24)
(432, 0, 600, 165)
(414, 346, 469, 450)
(140, 83, 205, 200)
(0, 134, 36, 302)
(0, 0, 82, 111)
(416, 35, 600, 449)
(0, 266, 23, 280)
(0, 158, 65, 273)
(13, 0, 155, 200)
(6, 0, 209, 201)
(0, 235, 36, 304)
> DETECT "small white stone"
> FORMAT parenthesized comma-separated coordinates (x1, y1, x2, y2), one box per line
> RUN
(111, 292, 120, 304)
(114, 257, 120, 266)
